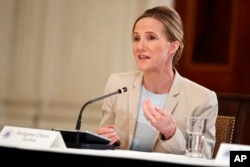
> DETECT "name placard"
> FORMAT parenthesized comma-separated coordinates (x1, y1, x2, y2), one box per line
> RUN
(215, 143, 250, 165)
(0, 125, 66, 149)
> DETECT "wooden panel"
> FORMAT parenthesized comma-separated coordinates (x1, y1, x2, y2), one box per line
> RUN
(175, 0, 250, 94)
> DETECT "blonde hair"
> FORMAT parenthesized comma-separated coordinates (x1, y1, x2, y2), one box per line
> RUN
(132, 6, 184, 66)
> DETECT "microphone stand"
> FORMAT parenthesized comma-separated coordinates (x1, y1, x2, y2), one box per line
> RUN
(75, 87, 127, 145)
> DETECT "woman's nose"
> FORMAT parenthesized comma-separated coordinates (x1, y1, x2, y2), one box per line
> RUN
(136, 39, 146, 51)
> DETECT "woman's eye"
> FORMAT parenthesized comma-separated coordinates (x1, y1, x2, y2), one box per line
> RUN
(149, 35, 156, 40)
(133, 36, 140, 41)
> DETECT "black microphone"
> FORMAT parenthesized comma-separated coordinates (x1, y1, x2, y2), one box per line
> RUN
(75, 87, 128, 130)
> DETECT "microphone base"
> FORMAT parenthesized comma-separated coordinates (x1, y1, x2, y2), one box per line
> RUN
(65, 142, 116, 150)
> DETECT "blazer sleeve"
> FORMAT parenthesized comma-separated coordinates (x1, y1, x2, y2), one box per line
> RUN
(153, 79, 218, 159)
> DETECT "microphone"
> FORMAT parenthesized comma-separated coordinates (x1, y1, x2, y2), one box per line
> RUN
(75, 87, 128, 130)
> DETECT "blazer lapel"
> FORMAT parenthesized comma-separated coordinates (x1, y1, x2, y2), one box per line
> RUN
(154, 70, 181, 144)
(164, 70, 182, 115)
(128, 72, 143, 147)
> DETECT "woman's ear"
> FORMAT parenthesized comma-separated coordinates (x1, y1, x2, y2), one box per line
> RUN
(169, 41, 180, 55)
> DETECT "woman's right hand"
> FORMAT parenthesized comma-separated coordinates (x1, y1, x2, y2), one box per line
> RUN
(95, 124, 120, 145)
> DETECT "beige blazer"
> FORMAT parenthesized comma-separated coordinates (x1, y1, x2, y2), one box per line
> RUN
(99, 70, 218, 158)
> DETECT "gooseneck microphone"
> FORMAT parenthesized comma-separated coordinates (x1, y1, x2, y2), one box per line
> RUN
(75, 87, 127, 131)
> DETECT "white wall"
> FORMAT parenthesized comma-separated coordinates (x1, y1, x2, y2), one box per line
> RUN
(0, 0, 174, 131)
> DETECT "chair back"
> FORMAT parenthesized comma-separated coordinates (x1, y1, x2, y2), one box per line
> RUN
(213, 115, 235, 158)
(213, 92, 250, 158)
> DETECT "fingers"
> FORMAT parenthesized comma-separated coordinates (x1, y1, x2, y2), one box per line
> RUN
(143, 98, 176, 138)
(143, 98, 155, 120)
(95, 124, 114, 135)
(143, 99, 163, 122)
(143, 98, 170, 119)
(109, 134, 120, 145)
(95, 124, 120, 145)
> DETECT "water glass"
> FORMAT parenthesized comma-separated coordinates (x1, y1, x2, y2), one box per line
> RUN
(185, 116, 207, 158)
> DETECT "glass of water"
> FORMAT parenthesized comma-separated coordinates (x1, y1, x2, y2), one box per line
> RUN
(185, 116, 207, 158)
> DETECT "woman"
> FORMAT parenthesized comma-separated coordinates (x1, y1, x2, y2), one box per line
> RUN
(95, 6, 218, 159)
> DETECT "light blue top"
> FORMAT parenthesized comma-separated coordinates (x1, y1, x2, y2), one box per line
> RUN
(130, 85, 167, 152)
